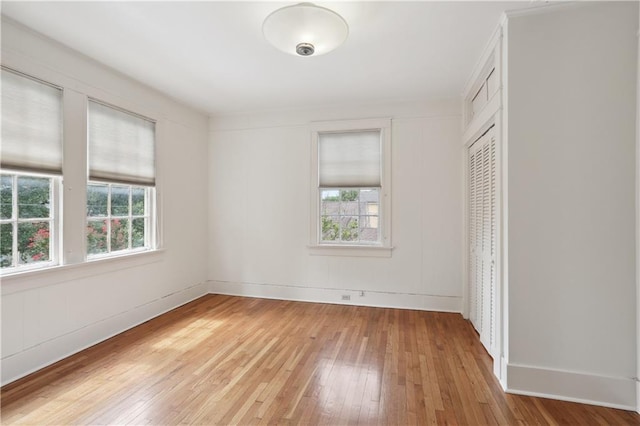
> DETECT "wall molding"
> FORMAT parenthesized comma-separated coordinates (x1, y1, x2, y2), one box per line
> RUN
(209, 98, 461, 132)
(1, 250, 166, 296)
(1, 282, 208, 386)
(209, 280, 462, 313)
(506, 363, 636, 411)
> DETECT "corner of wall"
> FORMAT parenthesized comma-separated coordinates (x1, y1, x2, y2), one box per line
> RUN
(506, 363, 637, 411)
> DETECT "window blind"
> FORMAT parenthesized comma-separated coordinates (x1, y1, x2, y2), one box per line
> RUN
(318, 130, 381, 187)
(88, 100, 155, 186)
(1, 68, 63, 174)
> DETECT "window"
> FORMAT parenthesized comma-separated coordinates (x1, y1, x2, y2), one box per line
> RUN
(87, 100, 156, 258)
(310, 118, 392, 255)
(0, 66, 161, 278)
(320, 189, 380, 244)
(1, 174, 57, 269)
(86, 184, 150, 256)
(1, 68, 62, 272)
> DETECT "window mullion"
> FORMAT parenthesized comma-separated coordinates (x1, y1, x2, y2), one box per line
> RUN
(107, 184, 112, 253)
(128, 186, 132, 250)
(338, 189, 343, 242)
(11, 175, 18, 267)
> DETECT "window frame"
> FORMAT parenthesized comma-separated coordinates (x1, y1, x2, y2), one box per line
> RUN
(86, 182, 155, 259)
(309, 118, 393, 257)
(0, 65, 162, 279)
(319, 188, 382, 245)
(0, 171, 61, 273)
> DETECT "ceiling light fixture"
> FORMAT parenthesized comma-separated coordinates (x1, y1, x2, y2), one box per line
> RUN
(262, 3, 349, 57)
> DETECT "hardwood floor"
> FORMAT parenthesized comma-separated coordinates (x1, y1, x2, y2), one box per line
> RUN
(2, 294, 639, 425)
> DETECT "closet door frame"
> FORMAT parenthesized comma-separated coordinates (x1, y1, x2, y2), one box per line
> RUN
(463, 113, 504, 382)
(462, 23, 505, 385)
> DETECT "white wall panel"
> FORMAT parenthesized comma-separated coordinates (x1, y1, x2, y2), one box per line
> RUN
(1, 18, 209, 385)
(1, 293, 24, 357)
(504, 2, 638, 408)
(208, 103, 463, 309)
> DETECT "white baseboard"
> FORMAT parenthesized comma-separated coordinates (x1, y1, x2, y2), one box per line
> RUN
(208, 280, 462, 313)
(1, 282, 208, 386)
(506, 363, 636, 410)
(499, 356, 508, 391)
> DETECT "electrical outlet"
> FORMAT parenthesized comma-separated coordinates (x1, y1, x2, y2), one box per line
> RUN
(341, 295, 351, 301)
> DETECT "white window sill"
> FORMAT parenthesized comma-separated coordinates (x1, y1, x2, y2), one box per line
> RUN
(1, 249, 165, 295)
(308, 244, 393, 258)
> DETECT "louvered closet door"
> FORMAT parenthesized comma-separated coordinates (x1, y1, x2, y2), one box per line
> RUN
(468, 127, 496, 355)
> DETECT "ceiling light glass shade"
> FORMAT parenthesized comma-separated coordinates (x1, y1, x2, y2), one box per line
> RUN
(263, 3, 348, 57)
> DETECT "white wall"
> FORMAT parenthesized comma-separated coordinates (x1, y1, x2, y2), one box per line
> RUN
(504, 2, 638, 409)
(208, 100, 464, 312)
(0, 19, 210, 385)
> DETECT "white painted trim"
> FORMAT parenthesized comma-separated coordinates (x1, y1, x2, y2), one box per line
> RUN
(309, 118, 392, 251)
(499, 356, 508, 390)
(1, 249, 165, 295)
(461, 133, 469, 320)
(461, 24, 504, 383)
(208, 280, 462, 313)
(308, 245, 393, 258)
(636, 0, 640, 414)
(462, 24, 502, 100)
(0, 281, 208, 386)
(503, 2, 587, 20)
(499, 14, 511, 386)
(462, 94, 502, 145)
(506, 363, 636, 411)
(209, 99, 461, 132)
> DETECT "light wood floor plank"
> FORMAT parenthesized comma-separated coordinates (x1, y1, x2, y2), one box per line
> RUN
(2, 294, 639, 425)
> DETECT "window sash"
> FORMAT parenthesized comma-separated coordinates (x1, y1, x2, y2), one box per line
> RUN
(86, 183, 151, 257)
(1, 68, 63, 175)
(88, 100, 156, 186)
(0, 172, 58, 271)
(319, 188, 381, 245)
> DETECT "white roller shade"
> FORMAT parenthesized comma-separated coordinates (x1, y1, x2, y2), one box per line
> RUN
(318, 130, 381, 187)
(88, 100, 155, 186)
(1, 68, 63, 174)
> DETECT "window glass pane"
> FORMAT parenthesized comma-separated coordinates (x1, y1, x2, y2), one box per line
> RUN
(321, 216, 339, 241)
(111, 218, 129, 252)
(17, 222, 49, 264)
(340, 217, 359, 241)
(131, 187, 145, 216)
(87, 219, 108, 255)
(1, 223, 13, 268)
(339, 189, 359, 202)
(132, 218, 145, 248)
(359, 218, 378, 242)
(17, 176, 50, 219)
(87, 184, 108, 217)
(1, 175, 12, 219)
(321, 189, 340, 201)
(340, 189, 359, 215)
(321, 189, 340, 215)
(111, 185, 130, 216)
(319, 188, 380, 245)
(360, 189, 379, 204)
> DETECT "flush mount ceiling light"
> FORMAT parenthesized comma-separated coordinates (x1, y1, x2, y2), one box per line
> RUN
(263, 3, 349, 57)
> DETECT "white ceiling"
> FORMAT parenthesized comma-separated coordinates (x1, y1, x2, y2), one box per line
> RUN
(2, 1, 533, 116)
